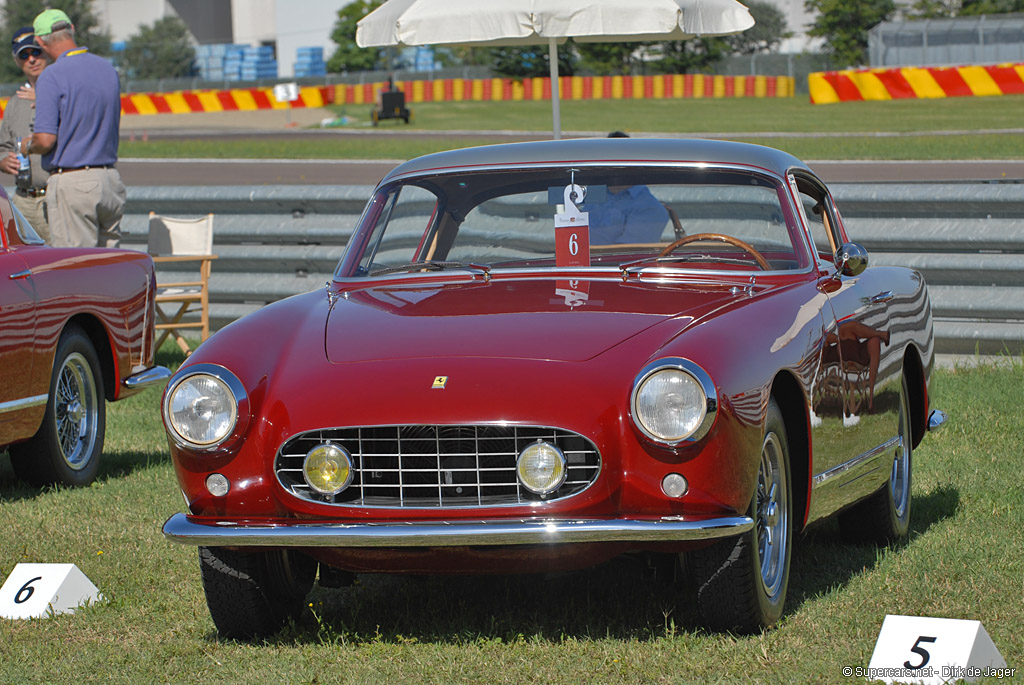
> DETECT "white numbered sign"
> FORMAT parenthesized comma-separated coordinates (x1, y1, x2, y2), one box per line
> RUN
(867, 615, 1009, 684)
(554, 183, 590, 268)
(273, 82, 300, 103)
(0, 563, 102, 619)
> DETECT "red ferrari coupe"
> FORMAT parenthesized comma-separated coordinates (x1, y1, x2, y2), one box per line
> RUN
(1, 192, 169, 486)
(161, 138, 947, 638)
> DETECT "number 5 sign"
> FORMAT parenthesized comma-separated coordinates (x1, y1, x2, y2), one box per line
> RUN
(868, 615, 1007, 684)
(0, 563, 102, 619)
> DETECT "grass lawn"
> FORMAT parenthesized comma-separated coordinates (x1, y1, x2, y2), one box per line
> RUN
(118, 94, 1024, 162)
(1, 353, 1021, 683)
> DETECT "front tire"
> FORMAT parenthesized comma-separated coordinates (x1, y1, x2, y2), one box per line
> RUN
(689, 398, 792, 633)
(199, 546, 316, 640)
(839, 374, 912, 544)
(9, 325, 105, 487)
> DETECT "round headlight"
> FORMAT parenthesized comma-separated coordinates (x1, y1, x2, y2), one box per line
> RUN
(303, 443, 354, 495)
(633, 365, 711, 443)
(517, 441, 567, 495)
(166, 373, 238, 447)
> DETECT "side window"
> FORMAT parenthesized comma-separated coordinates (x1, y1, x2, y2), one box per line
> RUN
(793, 177, 838, 263)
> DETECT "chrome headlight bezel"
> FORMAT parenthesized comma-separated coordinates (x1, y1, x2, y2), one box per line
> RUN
(630, 358, 718, 446)
(162, 364, 249, 452)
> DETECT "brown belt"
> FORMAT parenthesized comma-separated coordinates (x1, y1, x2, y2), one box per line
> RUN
(16, 187, 46, 198)
(54, 165, 115, 173)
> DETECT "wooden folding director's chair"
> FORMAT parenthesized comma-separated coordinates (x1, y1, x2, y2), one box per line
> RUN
(147, 211, 218, 355)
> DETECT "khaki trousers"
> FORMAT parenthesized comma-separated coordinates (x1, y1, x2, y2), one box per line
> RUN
(45, 167, 126, 248)
(11, 191, 51, 244)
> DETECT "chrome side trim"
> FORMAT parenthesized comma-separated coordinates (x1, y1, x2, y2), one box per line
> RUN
(0, 393, 48, 415)
(161, 512, 754, 548)
(928, 409, 948, 432)
(812, 436, 901, 488)
(123, 365, 172, 390)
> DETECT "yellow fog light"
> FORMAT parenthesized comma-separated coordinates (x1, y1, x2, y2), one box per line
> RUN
(517, 441, 567, 495)
(303, 443, 354, 495)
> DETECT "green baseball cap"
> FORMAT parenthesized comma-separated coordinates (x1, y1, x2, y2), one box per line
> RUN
(33, 9, 72, 37)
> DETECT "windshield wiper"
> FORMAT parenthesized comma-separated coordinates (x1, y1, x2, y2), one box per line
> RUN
(369, 261, 492, 278)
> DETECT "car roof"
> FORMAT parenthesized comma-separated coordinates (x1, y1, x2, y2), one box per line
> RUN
(380, 137, 814, 185)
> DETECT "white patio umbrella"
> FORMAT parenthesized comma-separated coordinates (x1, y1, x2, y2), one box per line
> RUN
(356, 0, 755, 139)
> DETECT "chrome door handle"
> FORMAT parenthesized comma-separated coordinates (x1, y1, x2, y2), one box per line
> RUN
(9, 269, 31, 280)
(871, 291, 894, 304)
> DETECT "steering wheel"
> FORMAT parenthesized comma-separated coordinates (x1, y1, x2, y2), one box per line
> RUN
(658, 232, 771, 271)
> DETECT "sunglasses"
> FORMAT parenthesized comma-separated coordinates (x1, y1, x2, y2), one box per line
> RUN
(17, 47, 42, 60)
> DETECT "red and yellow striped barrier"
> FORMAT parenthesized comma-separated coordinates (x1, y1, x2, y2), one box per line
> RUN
(119, 84, 335, 115)
(809, 63, 1024, 104)
(340, 74, 794, 105)
(0, 74, 795, 119)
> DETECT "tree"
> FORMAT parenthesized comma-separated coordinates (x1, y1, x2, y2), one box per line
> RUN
(728, 1, 792, 54)
(959, 0, 1024, 11)
(575, 42, 643, 76)
(120, 16, 195, 80)
(805, 0, 896, 68)
(327, 0, 383, 73)
(1, 0, 112, 83)
(486, 44, 576, 78)
(910, 0, 1024, 15)
(652, 37, 731, 74)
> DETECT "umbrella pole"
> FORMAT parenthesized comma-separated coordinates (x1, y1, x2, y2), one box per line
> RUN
(548, 37, 561, 140)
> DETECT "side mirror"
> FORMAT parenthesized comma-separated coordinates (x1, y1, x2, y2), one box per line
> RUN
(834, 242, 868, 277)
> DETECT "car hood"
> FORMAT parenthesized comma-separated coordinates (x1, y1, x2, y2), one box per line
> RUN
(326, 277, 747, 364)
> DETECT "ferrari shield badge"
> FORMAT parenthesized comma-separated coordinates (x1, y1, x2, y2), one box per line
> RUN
(431, 376, 448, 389)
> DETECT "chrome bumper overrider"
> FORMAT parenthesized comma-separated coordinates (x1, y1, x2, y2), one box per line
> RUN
(162, 512, 754, 548)
(123, 365, 172, 390)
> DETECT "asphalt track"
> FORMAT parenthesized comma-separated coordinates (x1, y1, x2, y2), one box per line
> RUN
(109, 108, 1024, 186)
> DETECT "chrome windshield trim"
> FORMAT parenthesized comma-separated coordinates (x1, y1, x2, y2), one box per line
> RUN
(386, 159, 786, 186)
(0, 393, 48, 415)
(162, 512, 753, 548)
(123, 365, 172, 390)
(334, 262, 816, 287)
(928, 409, 948, 432)
(812, 436, 901, 488)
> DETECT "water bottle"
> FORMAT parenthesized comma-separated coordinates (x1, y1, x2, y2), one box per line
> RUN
(15, 152, 31, 187)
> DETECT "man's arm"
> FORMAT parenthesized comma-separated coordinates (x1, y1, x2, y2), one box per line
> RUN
(0, 115, 18, 175)
(23, 132, 56, 156)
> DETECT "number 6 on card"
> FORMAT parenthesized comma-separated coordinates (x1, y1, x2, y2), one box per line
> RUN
(0, 563, 102, 619)
(555, 183, 590, 268)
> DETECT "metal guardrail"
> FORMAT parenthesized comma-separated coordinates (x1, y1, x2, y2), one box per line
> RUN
(120, 183, 1024, 356)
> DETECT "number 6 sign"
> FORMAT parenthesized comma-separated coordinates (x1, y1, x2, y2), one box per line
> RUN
(0, 563, 102, 619)
(554, 183, 590, 268)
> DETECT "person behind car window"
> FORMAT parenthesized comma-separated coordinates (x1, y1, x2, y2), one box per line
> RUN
(585, 131, 669, 245)
(0, 27, 51, 242)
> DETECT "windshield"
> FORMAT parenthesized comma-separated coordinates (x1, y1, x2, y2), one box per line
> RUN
(337, 166, 808, 278)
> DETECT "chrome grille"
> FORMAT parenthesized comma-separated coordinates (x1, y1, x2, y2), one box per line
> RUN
(275, 425, 601, 508)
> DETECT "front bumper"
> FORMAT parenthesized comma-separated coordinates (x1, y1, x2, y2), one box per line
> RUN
(162, 512, 753, 548)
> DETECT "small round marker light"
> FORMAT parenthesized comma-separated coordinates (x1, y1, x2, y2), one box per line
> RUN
(661, 473, 688, 498)
(303, 443, 354, 495)
(517, 441, 567, 495)
(206, 473, 230, 497)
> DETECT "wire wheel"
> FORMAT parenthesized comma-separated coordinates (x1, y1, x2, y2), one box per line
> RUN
(54, 352, 100, 470)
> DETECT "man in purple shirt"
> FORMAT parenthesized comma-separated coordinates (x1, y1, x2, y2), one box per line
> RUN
(21, 9, 125, 248)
